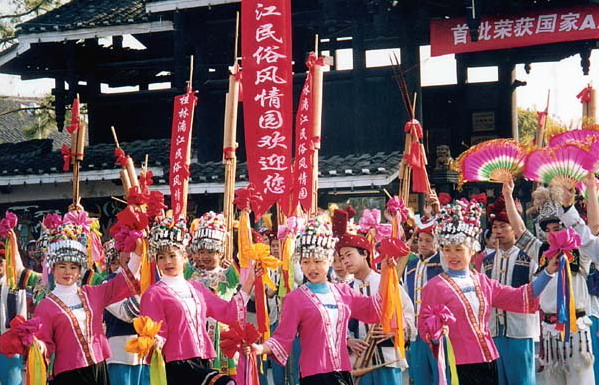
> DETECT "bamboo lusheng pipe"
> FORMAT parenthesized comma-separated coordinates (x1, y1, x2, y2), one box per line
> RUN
(120, 169, 132, 197)
(75, 121, 86, 161)
(125, 157, 139, 188)
(351, 358, 404, 378)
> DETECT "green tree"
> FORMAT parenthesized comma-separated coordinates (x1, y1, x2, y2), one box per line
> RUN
(0, 0, 63, 49)
(517, 107, 566, 146)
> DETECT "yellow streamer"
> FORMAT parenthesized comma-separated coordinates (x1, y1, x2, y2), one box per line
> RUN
(380, 215, 406, 358)
(140, 239, 152, 293)
(26, 339, 47, 385)
(150, 347, 167, 385)
(237, 211, 252, 268)
(446, 335, 459, 385)
(5, 231, 17, 290)
(563, 258, 579, 339)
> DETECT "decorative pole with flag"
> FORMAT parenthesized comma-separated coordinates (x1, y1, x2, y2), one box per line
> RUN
(577, 84, 596, 127)
(292, 38, 331, 216)
(390, 56, 431, 203)
(169, 56, 198, 220)
(241, 0, 293, 217)
(223, 13, 242, 266)
(62, 94, 86, 206)
(111, 126, 139, 198)
(535, 90, 550, 147)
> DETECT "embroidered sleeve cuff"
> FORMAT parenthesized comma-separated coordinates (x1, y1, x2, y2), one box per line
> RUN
(233, 292, 247, 325)
(264, 338, 288, 366)
(524, 284, 539, 313)
(121, 266, 140, 295)
(560, 206, 584, 229)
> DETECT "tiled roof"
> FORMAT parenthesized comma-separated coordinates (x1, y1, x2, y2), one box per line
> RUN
(19, 0, 155, 34)
(0, 97, 70, 150)
(0, 138, 401, 185)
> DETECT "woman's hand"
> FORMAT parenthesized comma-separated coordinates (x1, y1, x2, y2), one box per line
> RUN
(502, 178, 514, 198)
(347, 338, 369, 355)
(241, 262, 264, 294)
(545, 255, 561, 275)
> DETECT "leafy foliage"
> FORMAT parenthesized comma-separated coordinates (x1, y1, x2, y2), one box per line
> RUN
(517, 107, 566, 146)
(0, 0, 63, 49)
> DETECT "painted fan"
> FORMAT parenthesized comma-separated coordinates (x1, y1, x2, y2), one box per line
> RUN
(548, 129, 599, 147)
(524, 144, 593, 189)
(455, 139, 527, 184)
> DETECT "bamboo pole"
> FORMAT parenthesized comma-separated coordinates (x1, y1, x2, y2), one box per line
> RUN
(180, 55, 195, 220)
(222, 13, 241, 265)
(71, 94, 82, 206)
(310, 35, 325, 216)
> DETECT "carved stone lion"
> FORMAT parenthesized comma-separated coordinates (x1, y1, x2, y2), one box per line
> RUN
(434, 145, 454, 171)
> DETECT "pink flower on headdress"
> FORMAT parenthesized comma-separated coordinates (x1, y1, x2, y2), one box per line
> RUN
(0, 211, 17, 238)
(43, 213, 62, 230)
(64, 210, 93, 231)
(386, 196, 408, 222)
(277, 216, 306, 239)
(359, 209, 391, 241)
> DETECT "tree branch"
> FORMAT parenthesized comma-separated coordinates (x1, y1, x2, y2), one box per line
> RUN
(0, 105, 54, 117)
(0, 1, 48, 21)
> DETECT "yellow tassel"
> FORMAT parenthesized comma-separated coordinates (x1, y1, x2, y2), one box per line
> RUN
(26, 339, 47, 385)
(566, 259, 579, 335)
(140, 239, 151, 293)
(238, 211, 252, 268)
(5, 231, 17, 290)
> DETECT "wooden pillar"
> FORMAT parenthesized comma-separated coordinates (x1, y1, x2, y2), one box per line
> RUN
(351, 17, 366, 154)
(53, 76, 66, 132)
(497, 62, 517, 139)
(173, 10, 187, 91)
(86, 40, 101, 145)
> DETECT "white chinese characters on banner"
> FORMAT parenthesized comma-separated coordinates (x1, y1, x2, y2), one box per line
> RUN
(169, 88, 197, 219)
(242, 0, 292, 215)
(432, 5, 599, 56)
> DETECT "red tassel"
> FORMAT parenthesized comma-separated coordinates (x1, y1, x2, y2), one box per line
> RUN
(254, 276, 269, 337)
(407, 141, 429, 193)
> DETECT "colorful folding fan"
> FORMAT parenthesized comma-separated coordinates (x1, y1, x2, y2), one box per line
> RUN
(548, 129, 599, 147)
(455, 139, 527, 185)
(524, 144, 594, 189)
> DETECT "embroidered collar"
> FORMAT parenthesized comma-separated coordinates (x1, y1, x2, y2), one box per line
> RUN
(446, 268, 469, 278)
(306, 281, 330, 294)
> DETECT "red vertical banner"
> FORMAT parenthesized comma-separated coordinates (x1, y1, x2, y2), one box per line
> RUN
(169, 86, 198, 220)
(292, 53, 322, 212)
(241, 0, 293, 217)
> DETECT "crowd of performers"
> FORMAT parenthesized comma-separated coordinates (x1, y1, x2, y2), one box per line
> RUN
(4, 173, 599, 385)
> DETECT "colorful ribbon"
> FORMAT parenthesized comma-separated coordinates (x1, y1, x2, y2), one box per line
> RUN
(377, 234, 409, 358)
(420, 305, 458, 385)
(543, 228, 581, 340)
(126, 316, 166, 385)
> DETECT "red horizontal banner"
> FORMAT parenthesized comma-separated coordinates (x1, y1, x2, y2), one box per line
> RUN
(431, 5, 599, 56)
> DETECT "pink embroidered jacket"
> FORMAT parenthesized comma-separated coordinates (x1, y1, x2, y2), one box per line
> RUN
(265, 283, 382, 378)
(34, 270, 138, 377)
(139, 280, 246, 363)
(417, 271, 539, 365)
